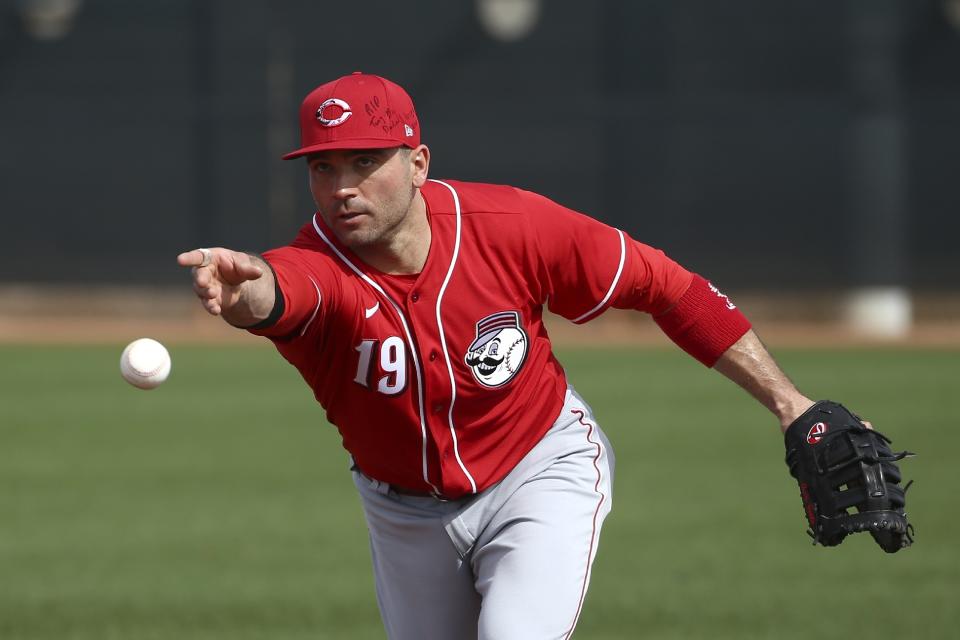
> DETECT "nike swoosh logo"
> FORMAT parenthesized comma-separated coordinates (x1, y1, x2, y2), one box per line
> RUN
(364, 302, 380, 319)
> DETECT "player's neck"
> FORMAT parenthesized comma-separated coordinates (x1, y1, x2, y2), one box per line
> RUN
(356, 191, 431, 275)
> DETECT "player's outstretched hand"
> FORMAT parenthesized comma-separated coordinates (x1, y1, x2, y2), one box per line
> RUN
(177, 247, 264, 317)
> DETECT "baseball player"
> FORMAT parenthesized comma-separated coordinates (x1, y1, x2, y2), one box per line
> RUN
(177, 72, 816, 639)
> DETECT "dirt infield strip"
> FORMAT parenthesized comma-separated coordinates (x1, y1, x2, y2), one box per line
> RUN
(1, 286, 958, 347)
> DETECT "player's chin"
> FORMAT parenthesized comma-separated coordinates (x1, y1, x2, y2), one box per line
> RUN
(334, 221, 383, 247)
(334, 226, 379, 249)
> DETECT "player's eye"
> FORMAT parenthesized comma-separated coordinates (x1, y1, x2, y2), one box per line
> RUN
(355, 156, 377, 169)
(310, 162, 332, 174)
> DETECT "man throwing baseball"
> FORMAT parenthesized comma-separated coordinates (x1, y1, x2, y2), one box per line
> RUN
(177, 72, 912, 639)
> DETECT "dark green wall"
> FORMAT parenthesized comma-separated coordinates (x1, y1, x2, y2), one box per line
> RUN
(1, 0, 956, 288)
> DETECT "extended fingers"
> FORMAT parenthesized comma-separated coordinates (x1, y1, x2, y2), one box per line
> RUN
(236, 257, 264, 280)
(177, 247, 262, 316)
(191, 273, 223, 315)
(177, 248, 215, 268)
(220, 252, 264, 285)
(180, 249, 223, 314)
(229, 252, 264, 279)
(192, 273, 219, 298)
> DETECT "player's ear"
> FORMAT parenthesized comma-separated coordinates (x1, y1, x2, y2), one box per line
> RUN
(410, 144, 430, 187)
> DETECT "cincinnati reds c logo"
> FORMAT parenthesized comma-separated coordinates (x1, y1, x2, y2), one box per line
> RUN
(806, 422, 828, 445)
(316, 98, 352, 127)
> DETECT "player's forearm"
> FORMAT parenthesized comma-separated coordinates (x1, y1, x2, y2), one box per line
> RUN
(221, 254, 277, 328)
(712, 329, 814, 432)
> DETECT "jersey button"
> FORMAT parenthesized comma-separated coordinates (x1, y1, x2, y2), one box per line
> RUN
(432, 403, 443, 414)
(429, 351, 438, 361)
(411, 292, 420, 302)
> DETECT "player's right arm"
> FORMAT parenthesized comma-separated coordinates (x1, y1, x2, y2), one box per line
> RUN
(176, 248, 275, 327)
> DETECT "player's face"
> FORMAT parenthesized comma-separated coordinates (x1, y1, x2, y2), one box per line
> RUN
(307, 146, 428, 250)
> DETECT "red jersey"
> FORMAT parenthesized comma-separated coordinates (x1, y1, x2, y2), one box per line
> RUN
(251, 179, 695, 498)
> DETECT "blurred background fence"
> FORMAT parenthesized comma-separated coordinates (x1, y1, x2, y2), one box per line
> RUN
(1, 0, 958, 337)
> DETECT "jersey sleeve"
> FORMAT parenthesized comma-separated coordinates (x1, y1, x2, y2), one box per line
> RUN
(520, 189, 693, 322)
(521, 190, 751, 365)
(246, 245, 330, 340)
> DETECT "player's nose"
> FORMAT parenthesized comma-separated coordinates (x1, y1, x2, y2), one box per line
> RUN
(332, 185, 359, 201)
(329, 174, 360, 200)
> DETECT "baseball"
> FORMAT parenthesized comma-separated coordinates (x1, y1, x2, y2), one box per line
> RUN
(120, 338, 171, 390)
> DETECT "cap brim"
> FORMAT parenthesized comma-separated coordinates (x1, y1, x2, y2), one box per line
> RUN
(282, 138, 411, 160)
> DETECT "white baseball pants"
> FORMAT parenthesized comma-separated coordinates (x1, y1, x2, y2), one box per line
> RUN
(352, 386, 615, 639)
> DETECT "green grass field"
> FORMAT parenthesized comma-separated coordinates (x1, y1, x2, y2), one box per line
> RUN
(2, 343, 957, 639)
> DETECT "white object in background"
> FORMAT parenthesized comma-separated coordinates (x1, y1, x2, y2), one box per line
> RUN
(842, 287, 913, 338)
(475, 0, 541, 42)
(18, 0, 83, 41)
(120, 338, 172, 390)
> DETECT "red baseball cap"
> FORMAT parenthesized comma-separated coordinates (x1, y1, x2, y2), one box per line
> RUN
(282, 72, 420, 160)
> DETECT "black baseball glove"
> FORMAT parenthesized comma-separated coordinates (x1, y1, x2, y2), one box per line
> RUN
(784, 400, 914, 552)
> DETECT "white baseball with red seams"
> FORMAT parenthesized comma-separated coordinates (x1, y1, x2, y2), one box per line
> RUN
(120, 338, 171, 390)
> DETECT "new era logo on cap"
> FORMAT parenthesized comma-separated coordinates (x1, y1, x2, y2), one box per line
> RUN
(283, 72, 420, 160)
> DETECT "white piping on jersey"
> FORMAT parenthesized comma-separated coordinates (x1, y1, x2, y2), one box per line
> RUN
(571, 229, 626, 323)
(429, 179, 478, 494)
(310, 214, 440, 495)
(299, 277, 322, 337)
